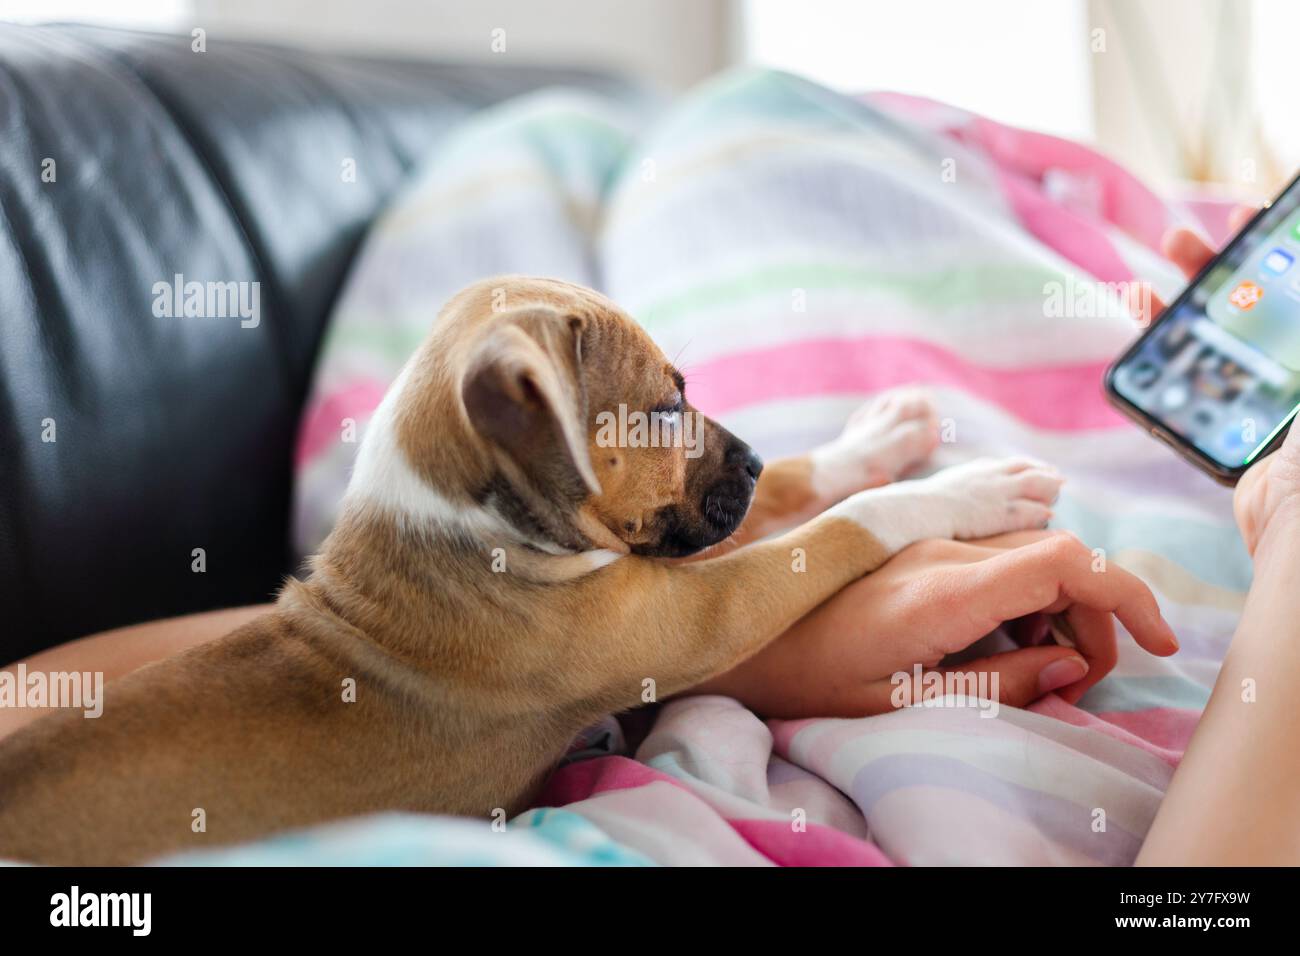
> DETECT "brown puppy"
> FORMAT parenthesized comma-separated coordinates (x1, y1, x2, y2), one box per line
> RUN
(0, 276, 1060, 864)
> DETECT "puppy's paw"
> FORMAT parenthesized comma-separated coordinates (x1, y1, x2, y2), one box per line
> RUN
(922, 457, 1063, 539)
(825, 455, 1061, 554)
(811, 387, 940, 498)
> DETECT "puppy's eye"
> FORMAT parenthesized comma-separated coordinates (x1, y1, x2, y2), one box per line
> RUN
(651, 394, 683, 416)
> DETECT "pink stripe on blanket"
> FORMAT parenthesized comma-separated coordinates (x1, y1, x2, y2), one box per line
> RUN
(729, 818, 893, 867)
(687, 335, 1126, 429)
(1028, 695, 1189, 767)
(991, 171, 1133, 284)
(536, 755, 890, 866)
(534, 756, 690, 806)
(868, 91, 1172, 278)
(1093, 708, 1200, 760)
(959, 116, 1165, 281)
(296, 380, 389, 468)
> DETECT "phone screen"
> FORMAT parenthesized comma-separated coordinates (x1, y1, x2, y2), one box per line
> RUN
(1108, 177, 1300, 478)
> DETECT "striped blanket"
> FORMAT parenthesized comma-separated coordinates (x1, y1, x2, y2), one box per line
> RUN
(283, 69, 1251, 866)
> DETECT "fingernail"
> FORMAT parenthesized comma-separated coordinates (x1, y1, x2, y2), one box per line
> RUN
(1038, 656, 1089, 694)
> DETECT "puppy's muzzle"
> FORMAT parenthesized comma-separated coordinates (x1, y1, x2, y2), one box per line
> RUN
(634, 438, 762, 559)
(702, 441, 762, 538)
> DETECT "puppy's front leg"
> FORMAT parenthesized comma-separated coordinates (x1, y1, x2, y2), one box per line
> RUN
(601, 457, 1061, 699)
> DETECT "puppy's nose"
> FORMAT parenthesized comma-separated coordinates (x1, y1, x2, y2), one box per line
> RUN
(725, 442, 763, 481)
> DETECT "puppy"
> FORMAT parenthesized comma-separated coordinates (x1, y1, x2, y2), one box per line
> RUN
(0, 276, 1061, 864)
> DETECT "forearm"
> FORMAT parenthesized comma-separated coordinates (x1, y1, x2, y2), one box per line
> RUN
(0, 604, 269, 740)
(1138, 518, 1300, 865)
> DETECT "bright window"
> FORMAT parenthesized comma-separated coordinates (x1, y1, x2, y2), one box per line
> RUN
(741, 0, 1095, 140)
(0, 1, 191, 29)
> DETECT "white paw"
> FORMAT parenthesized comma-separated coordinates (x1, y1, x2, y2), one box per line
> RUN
(827, 456, 1062, 553)
(811, 387, 940, 498)
(920, 457, 1063, 540)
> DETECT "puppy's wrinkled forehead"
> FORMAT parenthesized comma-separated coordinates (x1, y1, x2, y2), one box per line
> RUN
(451, 276, 678, 406)
(578, 308, 683, 411)
(440, 275, 683, 493)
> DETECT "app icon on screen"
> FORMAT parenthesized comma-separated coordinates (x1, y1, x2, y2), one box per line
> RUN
(1220, 425, 1247, 452)
(1228, 280, 1265, 311)
(1263, 248, 1295, 276)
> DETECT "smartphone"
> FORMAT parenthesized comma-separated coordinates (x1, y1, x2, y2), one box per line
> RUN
(1105, 171, 1300, 484)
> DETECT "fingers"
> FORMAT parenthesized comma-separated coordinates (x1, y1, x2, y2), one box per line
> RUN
(854, 646, 1090, 716)
(955, 533, 1179, 657)
(1049, 604, 1118, 703)
(903, 531, 1177, 668)
(946, 647, 1090, 707)
(1161, 227, 1217, 280)
(1160, 206, 1259, 283)
(998, 604, 1118, 703)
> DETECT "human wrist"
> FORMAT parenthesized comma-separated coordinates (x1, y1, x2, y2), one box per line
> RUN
(684, 635, 783, 701)
(682, 616, 824, 713)
(1250, 497, 1300, 571)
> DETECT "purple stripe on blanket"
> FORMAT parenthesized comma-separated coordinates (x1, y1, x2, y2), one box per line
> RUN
(849, 754, 1145, 865)
(766, 755, 822, 787)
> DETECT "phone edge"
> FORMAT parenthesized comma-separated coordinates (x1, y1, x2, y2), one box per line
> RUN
(1101, 174, 1300, 487)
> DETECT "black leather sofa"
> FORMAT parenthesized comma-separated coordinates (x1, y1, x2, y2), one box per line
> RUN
(0, 23, 644, 662)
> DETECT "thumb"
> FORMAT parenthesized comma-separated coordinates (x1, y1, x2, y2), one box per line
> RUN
(938, 646, 1090, 709)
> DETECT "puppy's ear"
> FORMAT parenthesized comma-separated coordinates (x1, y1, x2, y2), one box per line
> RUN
(461, 308, 600, 500)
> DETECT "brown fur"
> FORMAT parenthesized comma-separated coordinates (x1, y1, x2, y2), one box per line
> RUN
(0, 276, 891, 864)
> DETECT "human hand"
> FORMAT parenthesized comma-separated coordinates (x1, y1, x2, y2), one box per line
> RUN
(1146, 211, 1300, 559)
(693, 529, 1178, 718)
(1234, 421, 1300, 560)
